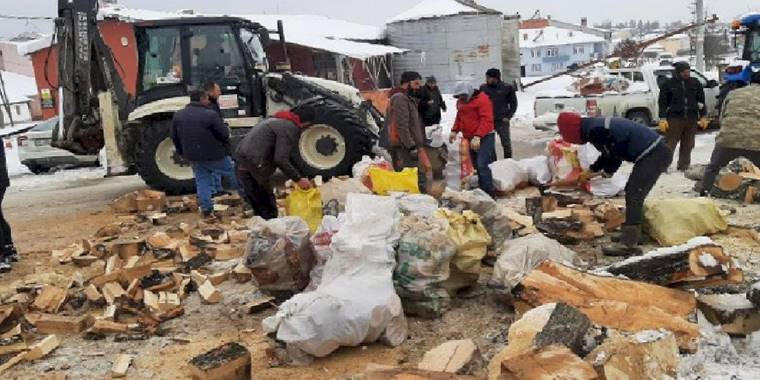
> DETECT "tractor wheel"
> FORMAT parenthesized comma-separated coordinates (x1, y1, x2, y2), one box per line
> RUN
(626, 110, 652, 126)
(135, 119, 196, 195)
(292, 102, 373, 178)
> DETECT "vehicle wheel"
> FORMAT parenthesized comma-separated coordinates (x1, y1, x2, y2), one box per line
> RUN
(135, 119, 196, 195)
(25, 164, 46, 175)
(292, 101, 373, 178)
(626, 110, 652, 126)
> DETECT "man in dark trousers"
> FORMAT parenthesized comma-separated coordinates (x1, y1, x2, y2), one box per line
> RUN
(418, 76, 447, 126)
(556, 112, 673, 256)
(234, 106, 314, 219)
(657, 61, 708, 171)
(449, 81, 497, 196)
(171, 89, 237, 217)
(203, 81, 235, 197)
(699, 68, 760, 195)
(480, 68, 518, 159)
(0, 134, 16, 273)
(385, 71, 432, 192)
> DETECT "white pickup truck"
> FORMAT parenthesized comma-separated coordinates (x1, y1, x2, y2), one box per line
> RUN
(533, 65, 721, 126)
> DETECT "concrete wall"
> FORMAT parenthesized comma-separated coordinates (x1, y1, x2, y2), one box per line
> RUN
(521, 42, 597, 77)
(387, 14, 504, 93)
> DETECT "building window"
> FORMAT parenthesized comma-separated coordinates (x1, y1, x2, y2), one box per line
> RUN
(530, 50, 535, 58)
(552, 63, 563, 71)
(535, 49, 541, 57)
(14, 105, 20, 115)
(523, 33, 528, 41)
(531, 64, 542, 72)
(573, 46, 585, 55)
(546, 48, 558, 57)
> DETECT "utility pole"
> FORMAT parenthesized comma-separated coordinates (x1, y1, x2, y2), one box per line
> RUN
(695, 0, 705, 71)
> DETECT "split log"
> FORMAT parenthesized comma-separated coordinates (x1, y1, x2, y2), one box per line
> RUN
(365, 367, 478, 380)
(593, 202, 625, 231)
(188, 342, 251, 380)
(199, 281, 222, 304)
(111, 354, 133, 378)
(418, 339, 478, 374)
(710, 158, 760, 203)
(0, 304, 21, 331)
(158, 292, 181, 312)
(604, 240, 743, 289)
(232, 264, 252, 283)
(0, 325, 26, 356)
(35, 314, 93, 334)
(31, 286, 68, 314)
(0, 351, 26, 375)
(489, 303, 592, 380)
(698, 294, 760, 335)
(501, 345, 597, 380)
(210, 245, 244, 261)
(244, 296, 275, 314)
(517, 261, 699, 351)
(585, 330, 680, 379)
(25, 335, 60, 361)
(91, 320, 132, 334)
(102, 282, 127, 305)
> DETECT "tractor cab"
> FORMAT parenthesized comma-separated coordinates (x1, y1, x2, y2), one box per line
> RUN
(725, 14, 760, 84)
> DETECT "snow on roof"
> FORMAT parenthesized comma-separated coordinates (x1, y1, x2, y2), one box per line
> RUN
(98, 6, 402, 59)
(387, 0, 499, 24)
(520, 26, 606, 48)
(0, 71, 38, 104)
(3, 33, 54, 56)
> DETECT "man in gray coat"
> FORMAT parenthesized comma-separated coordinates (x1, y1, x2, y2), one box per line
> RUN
(234, 106, 315, 219)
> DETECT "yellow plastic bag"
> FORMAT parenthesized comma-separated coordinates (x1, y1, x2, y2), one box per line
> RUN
(368, 166, 420, 195)
(434, 209, 492, 292)
(285, 188, 324, 233)
(644, 197, 728, 246)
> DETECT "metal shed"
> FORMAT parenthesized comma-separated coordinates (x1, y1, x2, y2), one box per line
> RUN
(386, 0, 504, 93)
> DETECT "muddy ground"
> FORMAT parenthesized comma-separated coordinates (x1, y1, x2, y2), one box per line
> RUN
(1, 130, 759, 379)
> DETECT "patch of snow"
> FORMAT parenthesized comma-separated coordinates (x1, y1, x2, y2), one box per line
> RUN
(699, 252, 720, 268)
(634, 329, 669, 343)
(10, 34, 54, 56)
(679, 316, 760, 379)
(0, 71, 38, 104)
(9, 167, 106, 191)
(607, 236, 716, 269)
(98, 5, 403, 59)
(387, 0, 490, 24)
(520, 26, 606, 49)
(698, 294, 754, 312)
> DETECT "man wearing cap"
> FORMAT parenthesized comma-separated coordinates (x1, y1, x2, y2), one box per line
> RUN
(449, 82, 497, 196)
(480, 68, 518, 158)
(556, 112, 672, 256)
(418, 76, 447, 126)
(657, 61, 708, 171)
(699, 69, 760, 195)
(385, 71, 432, 191)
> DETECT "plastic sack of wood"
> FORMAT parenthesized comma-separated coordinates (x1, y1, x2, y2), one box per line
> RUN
(318, 177, 372, 213)
(644, 198, 728, 246)
(517, 156, 553, 185)
(244, 216, 315, 295)
(305, 215, 344, 291)
(397, 193, 439, 217)
(490, 233, 582, 290)
(490, 159, 529, 193)
(262, 194, 407, 358)
(444, 136, 474, 191)
(285, 188, 323, 233)
(394, 215, 457, 318)
(434, 209, 491, 293)
(548, 139, 583, 186)
(369, 167, 420, 196)
(440, 189, 512, 251)
(352, 155, 394, 191)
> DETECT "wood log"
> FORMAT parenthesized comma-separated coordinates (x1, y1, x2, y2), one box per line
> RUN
(0, 351, 26, 375)
(91, 320, 132, 334)
(244, 297, 275, 314)
(102, 282, 127, 305)
(501, 345, 597, 380)
(199, 281, 222, 304)
(0, 325, 26, 356)
(604, 241, 743, 289)
(188, 342, 251, 380)
(745, 186, 758, 204)
(232, 264, 252, 283)
(31, 286, 68, 314)
(517, 261, 698, 351)
(418, 339, 478, 374)
(717, 173, 744, 192)
(698, 294, 760, 335)
(25, 335, 60, 361)
(593, 202, 625, 231)
(35, 314, 93, 334)
(489, 303, 592, 380)
(586, 330, 679, 379)
(710, 158, 760, 202)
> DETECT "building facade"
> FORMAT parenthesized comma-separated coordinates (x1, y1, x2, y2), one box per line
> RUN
(519, 19, 608, 77)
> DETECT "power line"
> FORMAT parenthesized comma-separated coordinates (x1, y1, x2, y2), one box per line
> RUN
(0, 14, 55, 21)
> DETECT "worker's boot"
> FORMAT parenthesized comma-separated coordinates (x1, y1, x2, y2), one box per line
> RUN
(0, 256, 12, 274)
(3, 244, 18, 262)
(603, 224, 643, 257)
(610, 229, 647, 244)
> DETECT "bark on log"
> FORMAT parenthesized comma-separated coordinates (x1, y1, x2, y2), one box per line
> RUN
(517, 261, 698, 351)
(604, 243, 743, 288)
(698, 294, 760, 335)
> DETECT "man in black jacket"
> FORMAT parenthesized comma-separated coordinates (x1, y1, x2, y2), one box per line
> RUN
(480, 68, 518, 158)
(171, 89, 237, 217)
(418, 76, 447, 126)
(657, 61, 708, 171)
(234, 106, 315, 219)
(0, 135, 16, 273)
(557, 112, 673, 257)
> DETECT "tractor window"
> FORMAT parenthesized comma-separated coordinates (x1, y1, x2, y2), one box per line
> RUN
(747, 30, 760, 62)
(189, 25, 246, 86)
(142, 28, 183, 91)
(240, 29, 268, 71)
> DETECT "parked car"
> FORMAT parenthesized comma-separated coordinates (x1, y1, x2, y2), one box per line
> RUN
(534, 65, 721, 127)
(17, 117, 98, 174)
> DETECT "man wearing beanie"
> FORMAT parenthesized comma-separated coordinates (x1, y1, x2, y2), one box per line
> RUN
(384, 71, 432, 192)
(556, 112, 672, 256)
(657, 61, 707, 171)
(480, 68, 518, 158)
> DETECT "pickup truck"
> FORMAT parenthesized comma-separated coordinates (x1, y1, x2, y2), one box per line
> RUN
(533, 65, 721, 127)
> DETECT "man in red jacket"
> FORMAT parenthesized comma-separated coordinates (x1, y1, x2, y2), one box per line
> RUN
(449, 82, 497, 196)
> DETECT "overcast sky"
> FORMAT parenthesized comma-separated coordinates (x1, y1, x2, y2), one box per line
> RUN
(0, 0, 758, 38)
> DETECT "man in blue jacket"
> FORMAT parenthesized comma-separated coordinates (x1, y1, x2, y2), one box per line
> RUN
(557, 112, 673, 256)
(171, 89, 237, 217)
